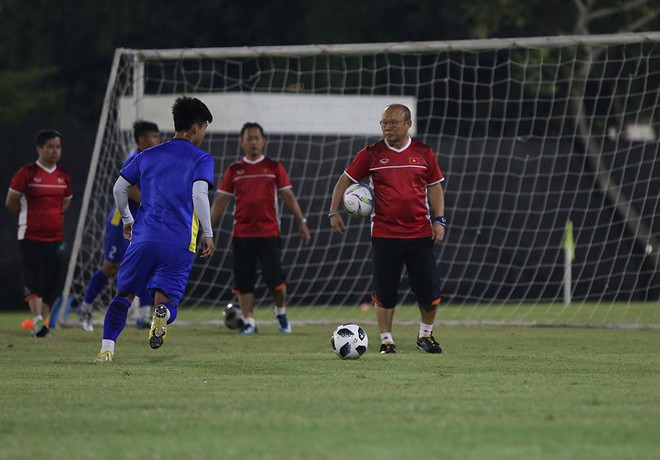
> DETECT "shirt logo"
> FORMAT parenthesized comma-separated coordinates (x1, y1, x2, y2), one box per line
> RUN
(236, 169, 245, 175)
(58, 177, 65, 184)
(34, 177, 42, 183)
(379, 158, 390, 164)
(409, 157, 420, 164)
(261, 168, 271, 173)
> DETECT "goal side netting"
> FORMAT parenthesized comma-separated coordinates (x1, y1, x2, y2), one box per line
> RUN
(63, 33, 660, 326)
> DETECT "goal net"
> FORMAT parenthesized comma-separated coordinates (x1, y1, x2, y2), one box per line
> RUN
(63, 33, 660, 327)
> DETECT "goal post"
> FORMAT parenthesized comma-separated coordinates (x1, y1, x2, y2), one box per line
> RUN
(62, 33, 660, 326)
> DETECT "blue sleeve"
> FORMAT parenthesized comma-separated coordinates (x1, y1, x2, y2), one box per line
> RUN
(194, 153, 215, 187)
(120, 152, 141, 185)
(122, 149, 139, 169)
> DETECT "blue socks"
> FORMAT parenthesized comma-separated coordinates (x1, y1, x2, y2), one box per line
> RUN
(102, 296, 131, 341)
(84, 269, 108, 304)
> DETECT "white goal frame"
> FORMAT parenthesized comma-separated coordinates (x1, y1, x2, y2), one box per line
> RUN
(62, 33, 660, 326)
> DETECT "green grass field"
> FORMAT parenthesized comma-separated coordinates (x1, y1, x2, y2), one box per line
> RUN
(1, 306, 658, 460)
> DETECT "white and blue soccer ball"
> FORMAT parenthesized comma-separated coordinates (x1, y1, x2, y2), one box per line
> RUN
(331, 323, 368, 359)
(343, 183, 373, 218)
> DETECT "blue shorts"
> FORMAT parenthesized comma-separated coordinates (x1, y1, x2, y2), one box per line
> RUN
(116, 242, 195, 306)
(104, 222, 129, 264)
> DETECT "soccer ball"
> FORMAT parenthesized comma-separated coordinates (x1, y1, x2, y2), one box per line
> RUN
(223, 303, 245, 330)
(330, 323, 368, 359)
(343, 183, 373, 218)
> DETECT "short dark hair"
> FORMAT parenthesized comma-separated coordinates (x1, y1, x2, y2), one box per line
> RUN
(132, 120, 160, 143)
(172, 96, 213, 131)
(35, 129, 61, 147)
(240, 122, 265, 138)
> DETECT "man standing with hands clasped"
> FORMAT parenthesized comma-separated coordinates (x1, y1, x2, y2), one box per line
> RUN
(211, 122, 311, 335)
(328, 104, 446, 354)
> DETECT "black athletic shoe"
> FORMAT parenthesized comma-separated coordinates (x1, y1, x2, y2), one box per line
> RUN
(379, 342, 397, 354)
(33, 319, 49, 338)
(416, 334, 442, 354)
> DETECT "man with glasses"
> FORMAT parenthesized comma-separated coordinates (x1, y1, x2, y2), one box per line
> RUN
(94, 96, 215, 363)
(328, 104, 446, 354)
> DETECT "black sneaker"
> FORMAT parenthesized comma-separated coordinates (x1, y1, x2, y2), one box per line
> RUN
(379, 342, 397, 354)
(33, 319, 49, 338)
(416, 334, 442, 354)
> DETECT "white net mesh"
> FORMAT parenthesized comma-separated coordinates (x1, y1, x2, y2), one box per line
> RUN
(64, 35, 660, 326)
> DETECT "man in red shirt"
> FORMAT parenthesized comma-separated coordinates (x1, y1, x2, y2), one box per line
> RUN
(211, 122, 311, 335)
(329, 104, 446, 354)
(5, 130, 73, 337)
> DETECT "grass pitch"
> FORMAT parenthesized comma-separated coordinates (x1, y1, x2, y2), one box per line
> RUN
(0, 309, 658, 460)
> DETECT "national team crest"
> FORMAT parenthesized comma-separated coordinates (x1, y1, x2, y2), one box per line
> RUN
(409, 157, 420, 164)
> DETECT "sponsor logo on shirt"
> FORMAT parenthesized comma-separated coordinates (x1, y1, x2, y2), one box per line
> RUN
(34, 177, 42, 183)
(379, 158, 390, 164)
(237, 169, 245, 175)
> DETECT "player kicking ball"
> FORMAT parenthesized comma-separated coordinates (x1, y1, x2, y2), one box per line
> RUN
(94, 96, 215, 363)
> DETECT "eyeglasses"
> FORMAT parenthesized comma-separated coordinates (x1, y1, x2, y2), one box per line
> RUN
(379, 120, 408, 128)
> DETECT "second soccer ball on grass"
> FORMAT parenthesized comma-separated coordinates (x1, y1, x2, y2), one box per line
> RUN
(223, 303, 245, 330)
(331, 323, 369, 359)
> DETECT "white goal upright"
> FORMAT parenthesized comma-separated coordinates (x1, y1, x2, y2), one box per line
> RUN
(63, 33, 660, 326)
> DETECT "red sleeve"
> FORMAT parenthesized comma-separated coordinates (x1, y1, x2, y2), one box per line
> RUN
(218, 167, 234, 194)
(344, 147, 370, 182)
(426, 147, 444, 185)
(276, 162, 292, 189)
(9, 167, 29, 194)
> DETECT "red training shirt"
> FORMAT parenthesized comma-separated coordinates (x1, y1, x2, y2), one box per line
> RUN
(218, 156, 292, 238)
(344, 138, 444, 239)
(8, 162, 73, 241)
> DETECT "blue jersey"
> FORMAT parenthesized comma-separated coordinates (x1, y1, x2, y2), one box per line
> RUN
(119, 139, 214, 253)
(107, 149, 141, 227)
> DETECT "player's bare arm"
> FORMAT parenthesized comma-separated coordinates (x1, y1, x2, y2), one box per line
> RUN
(122, 222, 133, 240)
(5, 190, 21, 216)
(200, 236, 215, 259)
(329, 173, 352, 235)
(279, 188, 311, 244)
(63, 196, 73, 213)
(210, 192, 232, 227)
(428, 182, 446, 245)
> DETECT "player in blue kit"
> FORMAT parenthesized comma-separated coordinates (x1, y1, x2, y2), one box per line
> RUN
(95, 96, 215, 363)
(77, 121, 161, 332)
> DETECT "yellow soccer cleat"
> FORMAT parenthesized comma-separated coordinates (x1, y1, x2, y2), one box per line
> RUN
(94, 350, 114, 363)
(148, 304, 168, 350)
